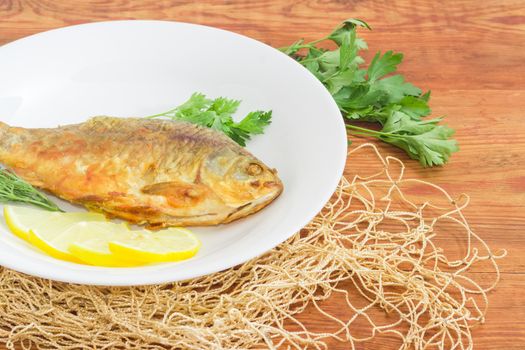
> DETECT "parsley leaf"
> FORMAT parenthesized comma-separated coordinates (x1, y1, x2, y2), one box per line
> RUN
(373, 75, 421, 103)
(280, 19, 458, 167)
(367, 51, 403, 82)
(397, 95, 432, 120)
(234, 111, 273, 135)
(347, 111, 458, 167)
(145, 93, 272, 147)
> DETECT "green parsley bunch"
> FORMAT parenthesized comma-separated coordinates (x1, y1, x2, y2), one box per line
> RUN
(281, 19, 458, 167)
(146, 93, 271, 147)
(148, 19, 457, 167)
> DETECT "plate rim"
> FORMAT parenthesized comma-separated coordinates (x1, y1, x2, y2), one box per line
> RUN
(0, 19, 347, 286)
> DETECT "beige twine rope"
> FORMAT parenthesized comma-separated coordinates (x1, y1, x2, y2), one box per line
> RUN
(0, 144, 505, 349)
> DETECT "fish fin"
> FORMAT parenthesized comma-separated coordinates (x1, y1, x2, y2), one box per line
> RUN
(141, 181, 207, 208)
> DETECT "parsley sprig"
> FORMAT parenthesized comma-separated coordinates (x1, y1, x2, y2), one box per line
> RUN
(146, 93, 272, 147)
(147, 19, 456, 166)
(281, 19, 458, 167)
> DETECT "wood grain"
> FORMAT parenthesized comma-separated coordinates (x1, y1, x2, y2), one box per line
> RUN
(0, 0, 524, 348)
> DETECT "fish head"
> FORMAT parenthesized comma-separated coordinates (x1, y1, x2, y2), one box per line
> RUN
(200, 148, 283, 211)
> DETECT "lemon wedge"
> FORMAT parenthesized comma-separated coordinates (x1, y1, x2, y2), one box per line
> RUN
(4, 205, 105, 242)
(109, 228, 201, 263)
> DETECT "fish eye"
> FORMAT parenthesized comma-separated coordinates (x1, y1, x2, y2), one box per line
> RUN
(246, 163, 263, 176)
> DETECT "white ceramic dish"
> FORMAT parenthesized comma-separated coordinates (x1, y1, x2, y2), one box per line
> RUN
(0, 20, 346, 286)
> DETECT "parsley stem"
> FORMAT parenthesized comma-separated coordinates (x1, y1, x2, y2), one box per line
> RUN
(322, 70, 346, 83)
(278, 36, 330, 55)
(144, 110, 176, 119)
(346, 124, 385, 136)
(346, 124, 406, 139)
(307, 36, 331, 46)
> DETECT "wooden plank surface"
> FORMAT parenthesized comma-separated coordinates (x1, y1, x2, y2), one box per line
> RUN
(0, 0, 524, 348)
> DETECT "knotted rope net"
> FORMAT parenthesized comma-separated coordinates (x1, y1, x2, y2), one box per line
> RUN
(0, 144, 505, 349)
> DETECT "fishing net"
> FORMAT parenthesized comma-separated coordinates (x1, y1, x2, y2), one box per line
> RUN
(0, 144, 505, 349)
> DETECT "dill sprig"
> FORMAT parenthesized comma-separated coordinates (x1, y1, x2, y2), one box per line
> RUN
(0, 169, 63, 212)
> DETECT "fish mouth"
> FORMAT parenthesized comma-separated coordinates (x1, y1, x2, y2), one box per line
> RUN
(223, 186, 283, 224)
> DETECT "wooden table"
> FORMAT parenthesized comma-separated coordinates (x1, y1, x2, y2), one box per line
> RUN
(0, 0, 523, 349)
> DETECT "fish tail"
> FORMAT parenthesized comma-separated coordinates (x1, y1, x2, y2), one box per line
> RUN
(0, 120, 7, 135)
(0, 120, 8, 133)
(0, 121, 11, 152)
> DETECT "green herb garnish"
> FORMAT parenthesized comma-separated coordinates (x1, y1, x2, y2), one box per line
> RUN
(0, 169, 62, 212)
(146, 93, 272, 147)
(280, 19, 458, 167)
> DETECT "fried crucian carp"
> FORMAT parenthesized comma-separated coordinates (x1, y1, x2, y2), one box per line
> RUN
(0, 117, 283, 227)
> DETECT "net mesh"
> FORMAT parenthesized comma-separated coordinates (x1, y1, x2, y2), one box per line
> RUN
(0, 144, 505, 349)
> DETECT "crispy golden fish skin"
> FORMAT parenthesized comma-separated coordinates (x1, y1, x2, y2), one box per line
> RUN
(0, 117, 283, 227)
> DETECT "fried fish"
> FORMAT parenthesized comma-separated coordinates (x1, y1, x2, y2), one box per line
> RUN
(0, 117, 283, 227)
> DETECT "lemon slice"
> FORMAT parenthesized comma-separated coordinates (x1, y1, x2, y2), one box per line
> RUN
(67, 222, 143, 267)
(28, 219, 116, 263)
(69, 238, 144, 267)
(4, 205, 105, 241)
(4, 205, 58, 241)
(109, 228, 201, 263)
(4, 205, 200, 266)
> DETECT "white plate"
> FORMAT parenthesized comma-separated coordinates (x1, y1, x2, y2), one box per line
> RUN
(0, 20, 346, 286)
